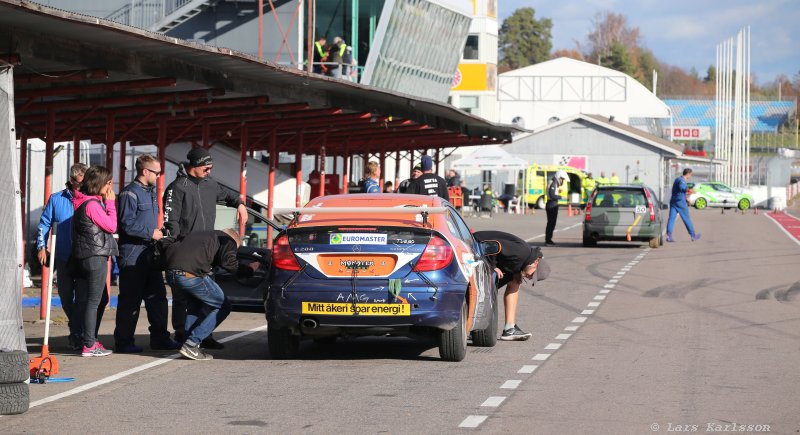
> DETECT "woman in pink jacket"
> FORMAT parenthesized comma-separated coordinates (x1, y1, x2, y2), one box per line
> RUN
(72, 166, 118, 357)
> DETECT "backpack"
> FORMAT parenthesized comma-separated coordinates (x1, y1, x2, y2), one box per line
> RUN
(146, 236, 178, 270)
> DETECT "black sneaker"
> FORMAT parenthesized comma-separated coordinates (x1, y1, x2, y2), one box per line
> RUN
(179, 342, 213, 361)
(201, 336, 225, 350)
(499, 325, 532, 341)
(545, 240, 555, 246)
(150, 338, 182, 351)
(68, 334, 82, 351)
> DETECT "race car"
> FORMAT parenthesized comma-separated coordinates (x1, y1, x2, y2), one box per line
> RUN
(264, 194, 500, 361)
(687, 182, 753, 210)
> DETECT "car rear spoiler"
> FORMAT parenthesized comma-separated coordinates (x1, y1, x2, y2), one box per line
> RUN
(273, 206, 448, 226)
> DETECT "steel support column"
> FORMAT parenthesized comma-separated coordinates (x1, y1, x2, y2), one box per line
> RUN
(394, 150, 400, 191)
(379, 149, 385, 192)
(267, 129, 276, 248)
(105, 113, 115, 172)
(73, 134, 80, 164)
(19, 132, 27, 293)
(319, 138, 326, 197)
(239, 125, 248, 236)
(342, 143, 350, 194)
(119, 140, 127, 185)
(434, 148, 440, 175)
(157, 119, 167, 228)
(295, 131, 304, 207)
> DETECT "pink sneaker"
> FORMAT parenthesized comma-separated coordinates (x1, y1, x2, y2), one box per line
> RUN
(82, 342, 112, 357)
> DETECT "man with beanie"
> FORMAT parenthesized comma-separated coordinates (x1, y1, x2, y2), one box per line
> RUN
(407, 155, 449, 201)
(473, 230, 549, 341)
(163, 147, 247, 349)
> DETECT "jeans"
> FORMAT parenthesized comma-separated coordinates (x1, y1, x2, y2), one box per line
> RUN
(75, 256, 110, 347)
(165, 271, 231, 346)
(114, 244, 171, 347)
(545, 204, 559, 242)
(55, 257, 79, 338)
(666, 202, 696, 236)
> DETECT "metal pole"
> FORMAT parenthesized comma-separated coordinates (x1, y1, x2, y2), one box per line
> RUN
(307, 0, 314, 74)
(394, 150, 401, 190)
(41, 109, 55, 319)
(258, 0, 264, 60)
(267, 129, 276, 248)
(239, 125, 248, 236)
(319, 139, 327, 197)
(73, 133, 80, 164)
(119, 140, 127, 186)
(105, 113, 115, 172)
(19, 132, 28, 294)
(379, 149, 385, 192)
(342, 143, 350, 194)
(296, 131, 304, 207)
(157, 119, 167, 228)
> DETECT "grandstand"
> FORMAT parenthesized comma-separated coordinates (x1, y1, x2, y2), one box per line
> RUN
(664, 99, 796, 133)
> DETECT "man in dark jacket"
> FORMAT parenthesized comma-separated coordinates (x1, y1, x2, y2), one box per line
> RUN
(163, 147, 247, 348)
(164, 229, 259, 360)
(407, 155, 449, 201)
(474, 230, 549, 341)
(545, 171, 568, 245)
(114, 154, 180, 353)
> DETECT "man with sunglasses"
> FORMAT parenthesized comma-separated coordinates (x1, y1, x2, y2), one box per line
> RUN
(114, 154, 181, 352)
(163, 147, 247, 349)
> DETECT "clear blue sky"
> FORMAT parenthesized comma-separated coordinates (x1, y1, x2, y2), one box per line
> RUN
(499, 0, 799, 86)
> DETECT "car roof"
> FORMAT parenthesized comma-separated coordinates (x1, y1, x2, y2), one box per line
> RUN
(596, 185, 647, 190)
(289, 194, 448, 229)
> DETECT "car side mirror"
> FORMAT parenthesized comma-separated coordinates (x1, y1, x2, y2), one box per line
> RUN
(480, 240, 501, 256)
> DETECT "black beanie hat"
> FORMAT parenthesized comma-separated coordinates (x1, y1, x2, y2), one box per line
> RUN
(187, 147, 213, 167)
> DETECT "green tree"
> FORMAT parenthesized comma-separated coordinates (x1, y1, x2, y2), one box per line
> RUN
(602, 41, 636, 76)
(704, 65, 716, 83)
(637, 49, 658, 90)
(499, 7, 553, 69)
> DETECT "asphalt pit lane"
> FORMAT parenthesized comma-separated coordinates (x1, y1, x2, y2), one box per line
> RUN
(229, 420, 269, 427)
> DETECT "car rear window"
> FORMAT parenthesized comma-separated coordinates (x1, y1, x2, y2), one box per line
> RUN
(593, 189, 646, 208)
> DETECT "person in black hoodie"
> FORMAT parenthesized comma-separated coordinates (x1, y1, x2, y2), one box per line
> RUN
(164, 229, 260, 360)
(473, 230, 549, 341)
(163, 147, 247, 349)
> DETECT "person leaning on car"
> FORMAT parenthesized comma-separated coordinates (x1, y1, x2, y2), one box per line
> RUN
(162, 147, 247, 349)
(473, 230, 550, 341)
(163, 229, 260, 361)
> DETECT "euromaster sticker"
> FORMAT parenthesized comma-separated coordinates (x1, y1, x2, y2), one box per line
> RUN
(329, 233, 387, 245)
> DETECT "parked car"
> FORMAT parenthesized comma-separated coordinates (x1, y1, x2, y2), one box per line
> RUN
(583, 185, 667, 248)
(263, 193, 500, 361)
(687, 182, 753, 210)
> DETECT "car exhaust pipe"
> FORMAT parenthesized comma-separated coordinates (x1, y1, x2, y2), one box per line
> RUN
(302, 318, 318, 329)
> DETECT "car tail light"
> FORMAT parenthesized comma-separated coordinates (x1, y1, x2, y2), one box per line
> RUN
(272, 235, 300, 271)
(643, 189, 656, 222)
(413, 236, 453, 272)
(585, 191, 596, 222)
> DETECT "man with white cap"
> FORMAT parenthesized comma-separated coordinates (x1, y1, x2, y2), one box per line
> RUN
(545, 170, 568, 245)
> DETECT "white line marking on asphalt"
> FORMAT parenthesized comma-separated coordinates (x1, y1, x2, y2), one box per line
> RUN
(581, 310, 594, 315)
(524, 223, 582, 242)
(599, 289, 610, 294)
(587, 302, 600, 307)
(621, 267, 631, 271)
(556, 333, 572, 340)
(544, 343, 562, 350)
(481, 396, 507, 407)
(604, 284, 615, 288)
(532, 353, 551, 361)
(609, 279, 619, 283)
(501, 380, 522, 389)
(459, 416, 488, 428)
(29, 324, 269, 409)
(518, 365, 539, 374)
(594, 295, 606, 300)
(564, 325, 580, 331)
(572, 316, 588, 323)
(764, 213, 800, 247)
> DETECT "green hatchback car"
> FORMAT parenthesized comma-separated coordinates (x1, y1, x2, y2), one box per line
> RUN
(687, 182, 753, 210)
(583, 185, 667, 248)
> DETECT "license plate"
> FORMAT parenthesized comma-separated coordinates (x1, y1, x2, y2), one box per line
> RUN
(316, 254, 397, 277)
(302, 302, 410, 316)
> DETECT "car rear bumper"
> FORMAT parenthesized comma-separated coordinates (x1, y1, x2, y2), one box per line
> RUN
(584, 224, 661, 241)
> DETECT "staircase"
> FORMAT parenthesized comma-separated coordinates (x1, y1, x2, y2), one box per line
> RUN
(105, 0, 215, 33)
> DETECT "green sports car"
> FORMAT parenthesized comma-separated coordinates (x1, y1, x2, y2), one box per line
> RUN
(687, 182, 753, 210)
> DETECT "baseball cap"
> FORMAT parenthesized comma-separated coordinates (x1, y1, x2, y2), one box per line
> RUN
(187, 147, 213, 167)
(412, 164, 423, 172)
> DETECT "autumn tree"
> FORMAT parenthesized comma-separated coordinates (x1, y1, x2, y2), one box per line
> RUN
(585, 11, 641, 65)
(499, 7, 553, 69)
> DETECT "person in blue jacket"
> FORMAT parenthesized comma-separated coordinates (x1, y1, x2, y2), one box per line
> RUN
(36, 163, 87, 350)
(666, 168, 701, 242)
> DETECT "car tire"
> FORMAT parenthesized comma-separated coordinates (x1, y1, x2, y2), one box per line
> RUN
(695, 197, 707, 209)
(738, 198, 750, 210)
(471, 291, 497, 347)
(439, 302, 468, 362)
(0, 351, 29, 384)
(536, 196, 545, 209)
(267, 324, 299, 359)
(649, 237, 659, 249)
(582, 235, 597, 247)
(0, 383, 29, 415)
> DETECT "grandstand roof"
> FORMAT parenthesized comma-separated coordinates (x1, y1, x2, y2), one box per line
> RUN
(664, 99, 796, 133)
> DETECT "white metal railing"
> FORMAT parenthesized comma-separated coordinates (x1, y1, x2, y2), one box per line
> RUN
(105, 0, 194, 29)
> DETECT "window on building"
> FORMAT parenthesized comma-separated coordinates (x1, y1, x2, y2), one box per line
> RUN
(463, 35, 479, 60)
(459, 96, 479, 114)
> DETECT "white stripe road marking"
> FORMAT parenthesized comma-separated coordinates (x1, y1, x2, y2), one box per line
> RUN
(572, 316, 588, 323)
(524, 222, 582, 242)
(532, 353, 551, 361)
(594, 295, 607, 301)
(581, 310, 594, 315)
(599, 289, 610, 294)
(604, 284, 615, 288)
(609, 279, 619, 283)
(587, 302, 600, 307)
(501, 380, 522, 389)
(556, 333, 572, 340)
(459, 416, 488, 428)
(544, 343, 562, 350)
(621, 267, 631, 271)
(518, 365, 539, 374)
(564, 325, 580, 331)
(30, 324, 270, 409)
(481, 396, 507, 407)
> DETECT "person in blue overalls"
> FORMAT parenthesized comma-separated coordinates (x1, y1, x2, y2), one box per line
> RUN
(666, 168, 701, 242)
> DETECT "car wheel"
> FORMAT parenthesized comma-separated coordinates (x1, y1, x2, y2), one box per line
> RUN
(0, 351, 29, 384)
(582, 235, 597, 247)
(439, 302, 468, 362)
(536, 196, 545, 209)
(471, 291, 497, 347)
(0, 383, 29, 415)
(738, 198, 750, 210)
(649, 237, 659, 249)
(268, 324, 299, 359)
(694, 197, 707, 209)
